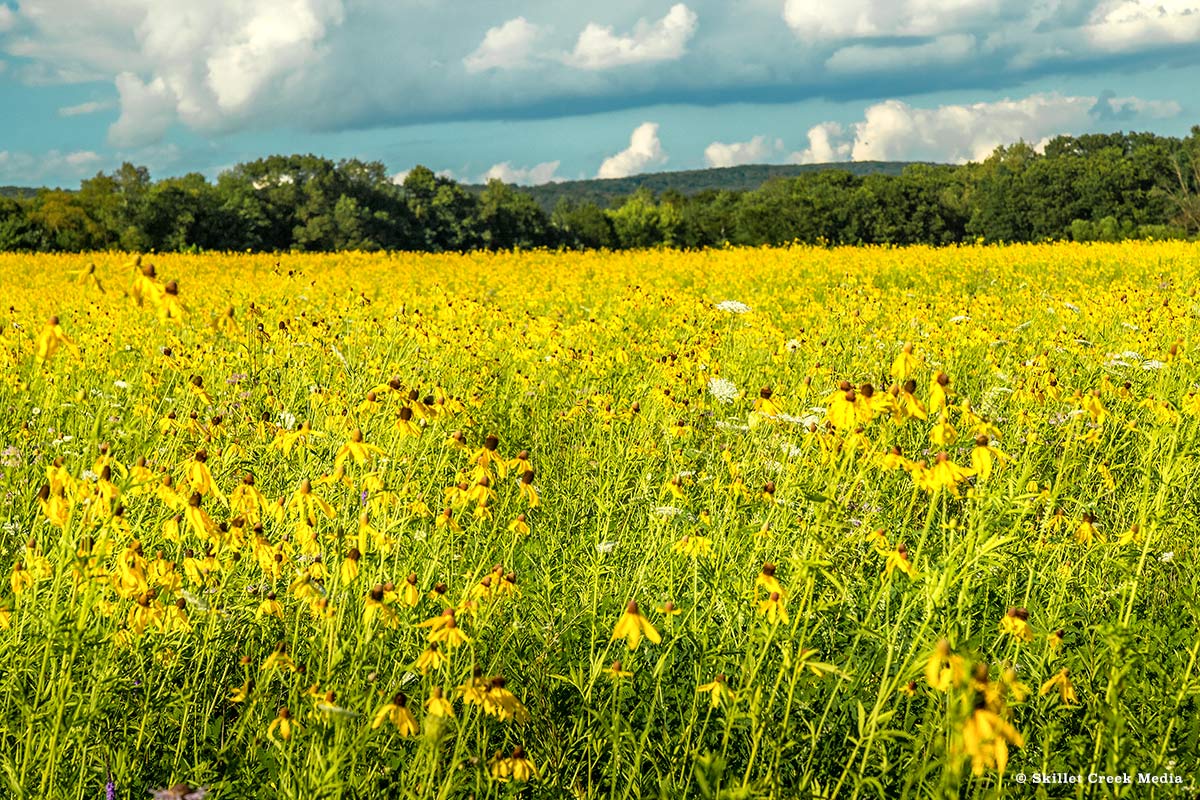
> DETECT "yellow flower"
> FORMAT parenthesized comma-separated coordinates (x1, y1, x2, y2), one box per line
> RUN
(415, 644, 445, 673)
(757, 592, 788, 625)
(925, 640, 966, 692)
(960, 707, 1023, 776)
(371, 693, 419, 735)
(267, 707, 298, 742)
(424, 687, 455, 718)
(998, 607, 1034, 642)
(490, 746, 539, 783)
(611, 601, 662, 650)
(882, 544, 918, 579)
(334, 428, 386, 471)
(672, 534, 712, 558)
(1039, 668, 1078, 704)
(696, 674, 736, 709)
(755, 563, 783, 597)
(605, 660, 633, 680)
(890, 344, 922, 380)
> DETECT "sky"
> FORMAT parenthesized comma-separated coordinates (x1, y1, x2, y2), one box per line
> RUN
(0, 0, 1197, 187)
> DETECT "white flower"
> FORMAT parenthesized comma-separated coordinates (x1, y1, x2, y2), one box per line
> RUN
(277, 411, 297, 430)
(1013, 320, 1033, 331)
(1142, 360, 1167, 371)
(707, 377, 739, 405)
(652, 506, 684, 518)
(948, 315, 970, 324)
(715, 420, 750, 431)
(81, 469, 99, 482)
(113, 380, 129, 389)
(784, 338, 803, 352)
(1160, 551, 1174, 563)
(715, 300, 751, 314)
(1063, 302, 1080, 313)
(596, 540, 618, 554)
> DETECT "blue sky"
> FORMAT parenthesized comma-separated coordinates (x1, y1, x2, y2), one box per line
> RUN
(0, 0, 1197, 187)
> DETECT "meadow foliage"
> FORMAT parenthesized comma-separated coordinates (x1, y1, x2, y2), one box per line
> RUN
(1, 243, 1198, 798)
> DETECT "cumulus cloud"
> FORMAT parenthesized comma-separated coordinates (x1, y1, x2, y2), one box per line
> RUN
(6, 0, 346, 145)
(850, 95, 1103, 162)
(787, 122, 852, 164)
(464, 17, 543, 73)
(1086, 0, 1200, 51)
(0, 0, 1196, 147)
(704, 135, 780, 167)
(0, 4, 14, 32)
(597, 122, 667, 178)
(58, 100, 114, 117)
(567, 4, 698, 70)
(784, 92, 1178, 165)
(108, 72, 176, 147)
(783, 0, 1001, 41)
(480, 160, 563, 185)
(1090, 89, 1183, 120)
(0, 148, 103, 184)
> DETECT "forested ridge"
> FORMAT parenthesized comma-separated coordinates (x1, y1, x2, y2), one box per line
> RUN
(1, 127, 1198, 252)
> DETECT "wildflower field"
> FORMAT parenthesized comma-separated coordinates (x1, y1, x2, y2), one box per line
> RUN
(2, 243, 1200, 799)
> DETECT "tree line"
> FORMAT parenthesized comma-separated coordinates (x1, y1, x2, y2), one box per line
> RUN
(1, 128, 1198, 253)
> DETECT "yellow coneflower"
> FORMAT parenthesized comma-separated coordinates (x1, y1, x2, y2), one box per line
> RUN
(611, 601, 662, 650)
(998, 607, 1034, 642)
(482, 675, 530, 722)
(518, 469, 540, 508)
(415, 643, 445, 673)
(754, 562, 783, 597)
(890, 343, 921, 380)
(1039, 668, 1078, 704)
(960, 704, 1023, 776)
(757, 591, 788, 625)
(425, 686, 454, 718)
(696, 674, 736, 709)
(371, 693, 419, 735)
(672, 534, 712, 558)
(508, 513, 531, 536)
(605, 660, 633, 680)
(267, 707, 298, 742)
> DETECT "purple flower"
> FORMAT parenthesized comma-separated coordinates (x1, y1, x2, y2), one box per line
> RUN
(359, 490, 369, 506)
(105, 779, 116, 800)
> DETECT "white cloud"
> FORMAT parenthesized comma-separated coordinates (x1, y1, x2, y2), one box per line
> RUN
(480, 160, 563, 185)
(0, 5, 14, 33)
(464, 17, 542, 73)
(787, 122, 852, 164)
(783, 92, 1175, 166)
(7, 0, 346, 144)
(597, 122, 667, 178)
(783, 0, 1001, 41)
(568, 4, 698, 69)
(704, 135, 780, 168)
(1103, 95, 1182, 118)
(108, 72, 176, 147)
(0, 149, 104, 184)
(58, 100, 114, 117)
(390, 169, 410, 185)
(1086, 0, 1200, 51)
(848, 95, 1101, 162)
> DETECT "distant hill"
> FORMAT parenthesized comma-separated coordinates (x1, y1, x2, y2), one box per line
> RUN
(466, 161, 925, 211)
(0, 186, 41, 200)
